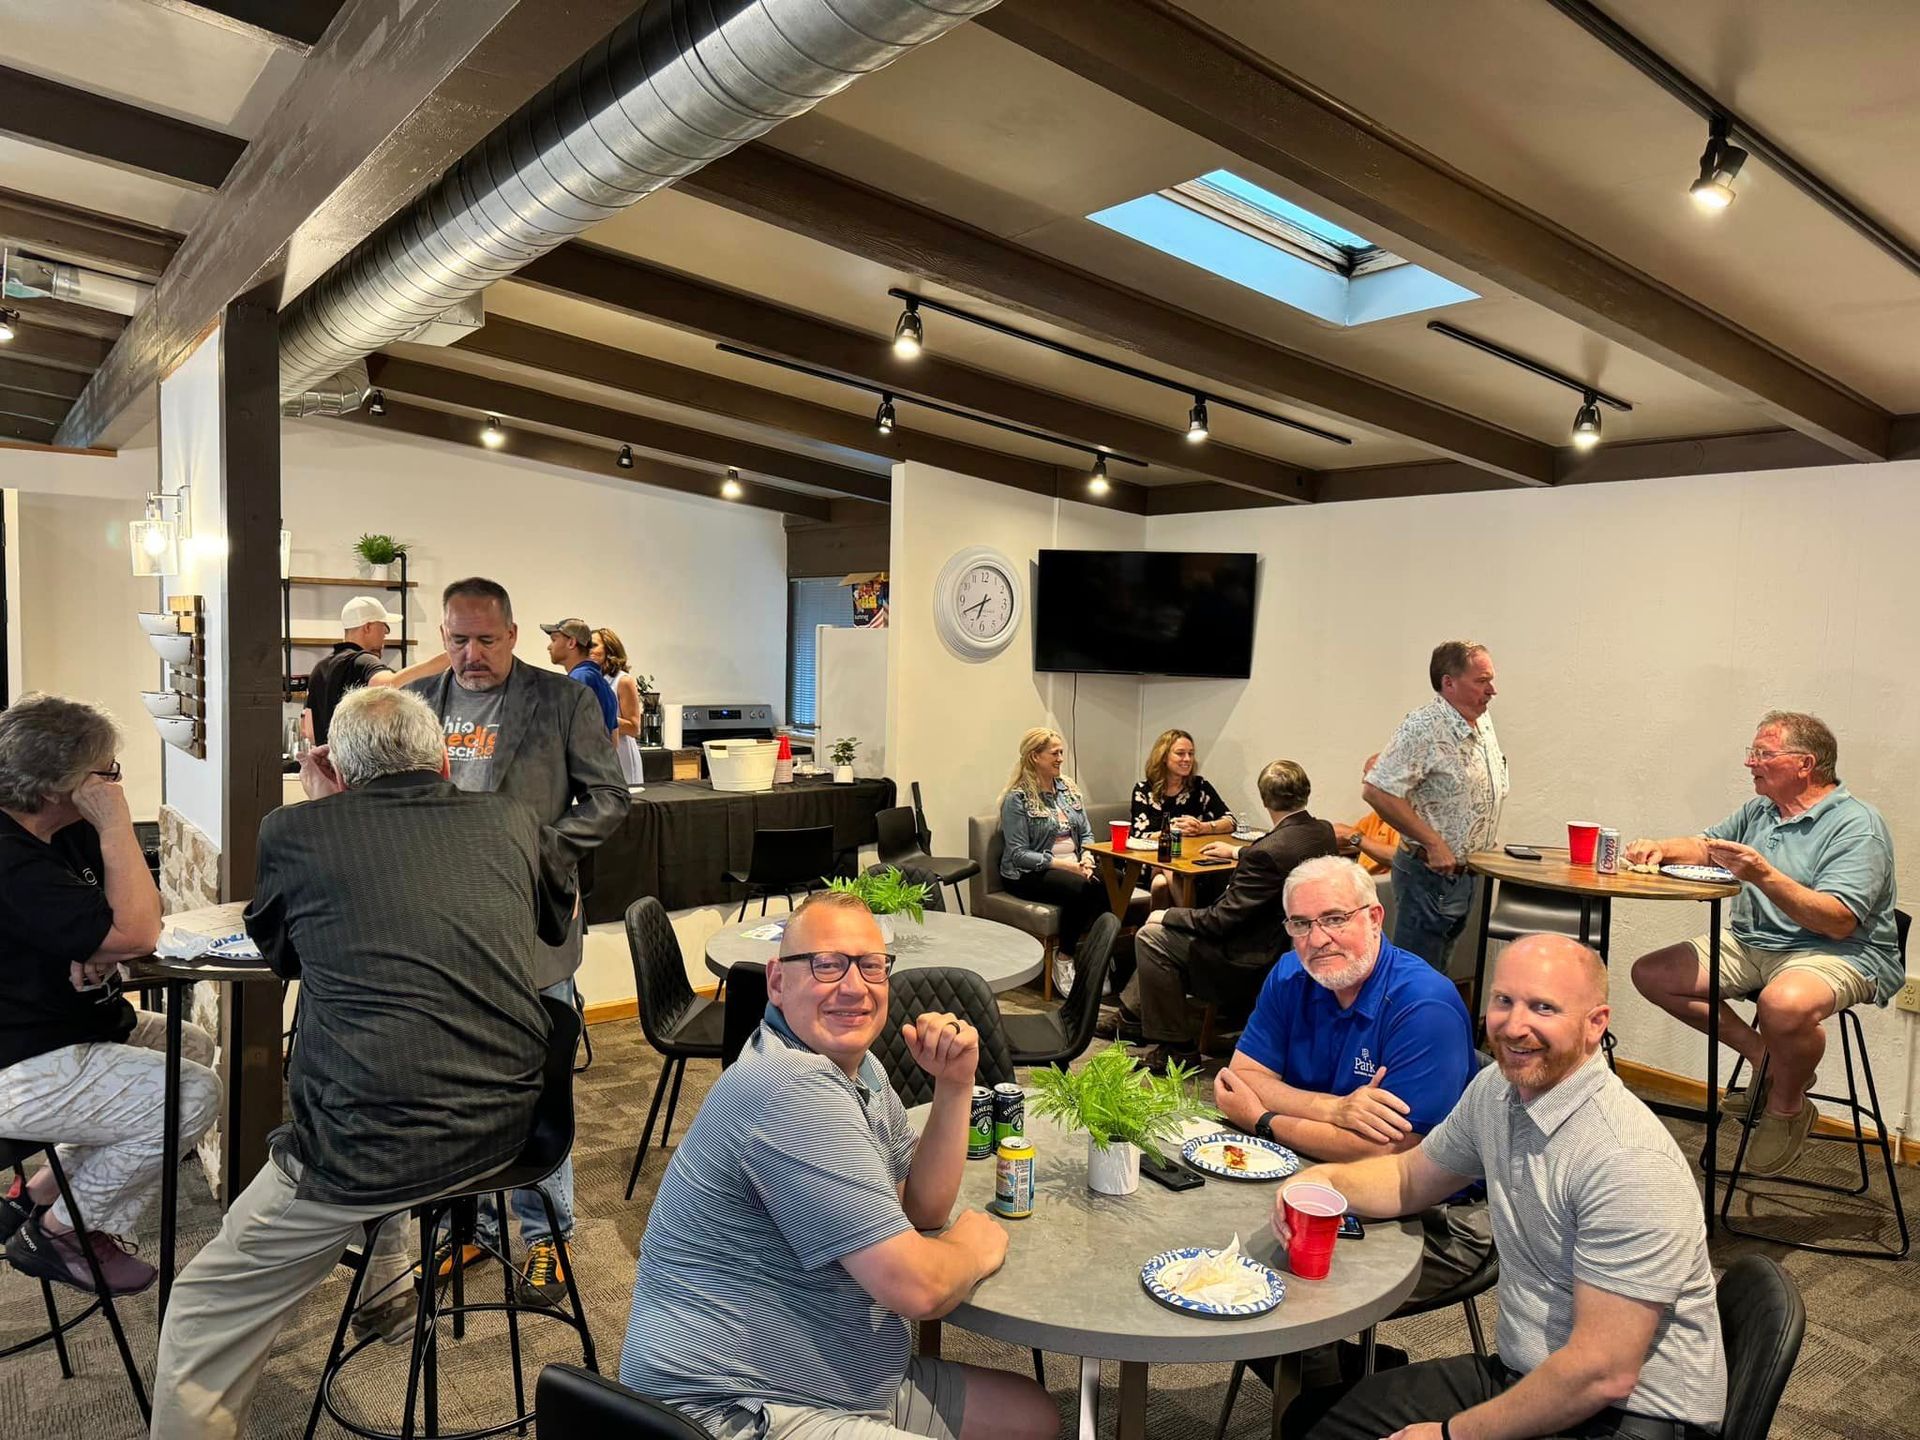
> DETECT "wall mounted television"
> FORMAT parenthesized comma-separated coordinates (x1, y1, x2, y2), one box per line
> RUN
(1033, 550, 1258, 678)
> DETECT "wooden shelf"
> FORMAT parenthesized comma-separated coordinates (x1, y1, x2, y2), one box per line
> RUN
(286, 575, 417, 589)
(288, 636, 418, 647)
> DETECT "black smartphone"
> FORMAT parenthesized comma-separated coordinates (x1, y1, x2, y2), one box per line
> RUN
(1503, 844, 1543, 861)
(1140, 1151, 1206, 1192)
(1188, 857, 1234, 867)
(1338, 1213, 1365, 1240)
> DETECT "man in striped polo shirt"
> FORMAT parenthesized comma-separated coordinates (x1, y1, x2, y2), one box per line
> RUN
(1279, 935, 1725, 1440)
(620, 891, 1058, 1440)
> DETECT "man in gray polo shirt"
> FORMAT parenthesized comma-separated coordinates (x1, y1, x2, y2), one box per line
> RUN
(1280, 935, 1725, 1440)
(619, 891, 1058, 1440)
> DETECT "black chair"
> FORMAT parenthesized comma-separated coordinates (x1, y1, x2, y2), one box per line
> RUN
(721, 961, 770, 1068)
(0, 1140, 149, 1423)
(725, 825, 837, 921)
(1005, 912, 1119, 1068)
(624, 897, 725, 1199)
(876, 967, 1016, 1109)
(1715, 909, 1910, 1259)
(306, 995, 594, 1440)
(1716, 1255, 1805, 1440)
(536, 1364, 711, 1438)
(572, 985, 593, 1074)
(877, 804, 980, 914)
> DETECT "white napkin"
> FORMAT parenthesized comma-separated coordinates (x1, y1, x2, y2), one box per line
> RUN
(1159, 1235, 1271, 1306)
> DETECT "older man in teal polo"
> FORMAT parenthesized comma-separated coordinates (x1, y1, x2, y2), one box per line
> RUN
(1628, 710, 1900, 1176)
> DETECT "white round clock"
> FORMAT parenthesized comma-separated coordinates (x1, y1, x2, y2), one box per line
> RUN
(933, 546, 1023, 660)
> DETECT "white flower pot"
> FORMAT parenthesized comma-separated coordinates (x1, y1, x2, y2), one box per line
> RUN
(833, 762, 855, 784)
(360, 560, 389, 581)
(1086, 1138, 1141, 1196)
(875, 913, 895, 945)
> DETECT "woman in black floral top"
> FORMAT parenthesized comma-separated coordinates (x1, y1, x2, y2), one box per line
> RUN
(1130, 729, 1235, 905)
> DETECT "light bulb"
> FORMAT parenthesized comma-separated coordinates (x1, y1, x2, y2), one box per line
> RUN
(145, 526, 169, 556)
(721, 469, 744, 500)
(0, 308, 16, 344)
(481, 416, 505, 448)
(1186, 397, 1210, 442)
(892, 303, 923, 359)
(1088, 454, 1110, 495)
(876, 394, 896, 433)
(1571, 395, 1603, 450)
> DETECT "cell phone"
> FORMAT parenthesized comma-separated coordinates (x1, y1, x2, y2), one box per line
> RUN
(1139, 1151, 1206, 1192)
(1503, 844, 1542, 861)
(1338, 1213, 1365, 1240)
(1188, 857, 1234, 867)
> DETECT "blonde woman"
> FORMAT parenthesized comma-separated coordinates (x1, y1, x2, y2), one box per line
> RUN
(591, 628, 645, 786)
(1130, 728, 1235, 905)
(998, 727, 1107, 989)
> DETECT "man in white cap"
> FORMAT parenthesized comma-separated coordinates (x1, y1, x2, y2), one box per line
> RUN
(300, 595, 448, 744)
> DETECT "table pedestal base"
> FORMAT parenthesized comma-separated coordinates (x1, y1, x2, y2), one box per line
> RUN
(1077, 1351, 1301, 1440)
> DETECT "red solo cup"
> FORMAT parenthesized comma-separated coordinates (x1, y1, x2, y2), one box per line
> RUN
(1109, 821, 1129, 850)
(1567, 821, 1600, 866)
(1282, 1182, 1347, 1280)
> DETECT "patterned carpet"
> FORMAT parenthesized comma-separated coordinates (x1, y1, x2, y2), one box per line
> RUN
(2, 1012, 1915, 1438)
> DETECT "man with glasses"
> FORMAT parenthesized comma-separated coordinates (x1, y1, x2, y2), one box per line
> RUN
(619, 890, 1058, 1440)
(1211, 855, 1486, 1376)
(1627, 710, 1900, 1176)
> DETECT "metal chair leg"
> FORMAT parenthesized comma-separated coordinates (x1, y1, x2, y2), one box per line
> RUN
(1032, 1348, 1045, 1385)
(625, 1065, 672, 1199)
(1464, 1295, 1488, 1356)
(45, 1152, 148, 1423)
(660, 1056, 688, 1149)
(1213, 1360, 1247, 1440)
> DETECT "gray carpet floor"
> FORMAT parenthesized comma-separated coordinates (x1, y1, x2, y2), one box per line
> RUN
(2, 1014, 1916, 1438)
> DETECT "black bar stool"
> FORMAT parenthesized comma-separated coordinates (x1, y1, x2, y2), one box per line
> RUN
(0, 1140, 150, 1423)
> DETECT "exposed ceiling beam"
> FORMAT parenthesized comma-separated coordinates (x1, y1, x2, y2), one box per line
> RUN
(0, 187, 182, 279)
(511, 245, 1305, 504)
(0, 65, 245, 191)
(9, 298, 128, 344)
(0, 414, 56, 445)
(2, 321, 114, 373)
(0, 390, 72, 426)
(138, 0, 346, 53)
(978, 0, 1891, 464)
(0, 357, 90, 401)
(367, 355, 893, 505)
(56, 0, 644, 450)
(676, 146, 1551, 487)
(329, 400, 835, 522)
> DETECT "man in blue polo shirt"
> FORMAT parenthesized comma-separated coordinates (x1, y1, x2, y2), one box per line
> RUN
(542, 618, 618, 736)
(1213, 855, 1487, 1316)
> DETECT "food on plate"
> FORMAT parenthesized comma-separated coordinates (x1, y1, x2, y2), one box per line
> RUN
(1222, 1143, 1249, 1171)
(1191, 1138, 1284, 1175)
(1157, 1235, 1272, 1307)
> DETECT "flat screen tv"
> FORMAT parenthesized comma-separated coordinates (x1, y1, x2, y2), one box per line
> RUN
(1033, 550, 1258, 678)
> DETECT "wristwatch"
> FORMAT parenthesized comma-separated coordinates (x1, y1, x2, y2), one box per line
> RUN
(1253, 1110, 1279, 1143)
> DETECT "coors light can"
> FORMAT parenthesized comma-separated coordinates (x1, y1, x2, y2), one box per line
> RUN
(1595, 827, 1621, 875)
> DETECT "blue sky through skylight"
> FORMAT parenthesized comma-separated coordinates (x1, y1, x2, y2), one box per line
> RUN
(1196, 170, 1374, 250)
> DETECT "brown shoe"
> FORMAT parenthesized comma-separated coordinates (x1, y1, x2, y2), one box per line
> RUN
(1746, 1101, 1817, 1176)
(5, 1220, 155, 1295)
(1721, 1074, 1771, 1120)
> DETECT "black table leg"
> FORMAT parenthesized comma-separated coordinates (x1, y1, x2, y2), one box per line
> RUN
(1703, 899, 1722, 1231)
(158, 979, 185, 1323)
(1468, 874, 1496, 1018)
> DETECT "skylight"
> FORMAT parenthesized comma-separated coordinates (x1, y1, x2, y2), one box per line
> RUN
(1087, 170, 1477, 327)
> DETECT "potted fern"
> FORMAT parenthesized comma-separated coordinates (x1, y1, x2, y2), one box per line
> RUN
(829, 735, 859, 783)
(353, 533, 408, 580)
(1029, 1046, 1213, 1196)
(825, 865, 930, 945)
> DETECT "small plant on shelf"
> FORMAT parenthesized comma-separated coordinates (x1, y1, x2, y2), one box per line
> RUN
(353, 534, 409, 567)
(825, 866, 930, 924)
(829, 736, 859, 767)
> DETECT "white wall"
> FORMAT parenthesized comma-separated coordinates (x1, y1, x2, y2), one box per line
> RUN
(817, 624, 888, 778)
(1143, 460, 1920, 1126)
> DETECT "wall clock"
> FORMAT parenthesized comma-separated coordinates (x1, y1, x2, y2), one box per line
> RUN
(933, 546, 1023, 661)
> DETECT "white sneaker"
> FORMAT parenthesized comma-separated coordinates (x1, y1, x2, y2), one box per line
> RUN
(1051, 955, 1076, 994)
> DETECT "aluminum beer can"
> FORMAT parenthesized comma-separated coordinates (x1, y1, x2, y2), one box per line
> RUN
(1169, 825, 1183, 859)
(991, 1083, 1025, 1145)
(991, 1135, 1036, 1218)
(1595, 828, 1621, 875)
(967, 1086, 995, 1159)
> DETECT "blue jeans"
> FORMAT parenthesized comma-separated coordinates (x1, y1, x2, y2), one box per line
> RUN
(1389, 848, 1476, 976)
(472, 978, 575, 1250)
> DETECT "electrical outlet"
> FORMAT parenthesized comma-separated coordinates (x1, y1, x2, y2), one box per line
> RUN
(1896, 979, 1920, 1015)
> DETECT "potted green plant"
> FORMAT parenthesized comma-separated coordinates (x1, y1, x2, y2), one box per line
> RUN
(1029, 1045, 1213, 1195)
(353, 533, 409, 580)
(829, 735, 859, 783)
(825, 865, 930, 945)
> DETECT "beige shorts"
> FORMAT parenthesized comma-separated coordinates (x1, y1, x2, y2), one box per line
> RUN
(1683, 934, 1876, 1010)
(707, 1357, 967, 1440)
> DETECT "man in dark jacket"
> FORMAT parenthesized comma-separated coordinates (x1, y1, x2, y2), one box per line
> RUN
(407, 576, 628, 1304)
(150, 686, 572, 1440)
(1121, 759, 1338, 1071)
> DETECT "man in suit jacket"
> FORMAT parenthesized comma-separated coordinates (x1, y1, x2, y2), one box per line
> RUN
(152, 686, 573, 1439)
(407, 575, 628, 1305)
(1119, 759, 1339, 1072)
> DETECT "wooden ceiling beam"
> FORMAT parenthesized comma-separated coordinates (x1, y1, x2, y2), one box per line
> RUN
(0, 64, 244, 191)
(511, 245, 1301, 504)
(0, 414, 56, 445)
(676, 146, 1550, 487)
(0, 390, 73, 427)
(137, 1, 346, 53)
(0, 188, 182, 279)
(9, 298, 127, 344)
(0, 357, 90, 401)
(329, 400, 834, 522)
(979, 0, 1891, 464)
(1, 321, 115, 373)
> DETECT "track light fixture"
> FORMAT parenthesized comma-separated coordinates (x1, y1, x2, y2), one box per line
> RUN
(617, 444, 634, 469)
(1689, 116, 1747, 213)
(1186, 396, 1209, 443)
(875, 394, 896, 433)
(481, 415, 505, 448)
(1571, 393, 1603, 450)
(1088, 454, 1110, 495)
(721, 467, 744, 500)
(0, 307, 16, 344)
(892, 298, 923, 359)
(366, 389, 386, 416)
(1427, 322, 1631, 451)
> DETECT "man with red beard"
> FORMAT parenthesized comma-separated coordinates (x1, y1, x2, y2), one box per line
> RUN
(1278, 935, 1725, 1440)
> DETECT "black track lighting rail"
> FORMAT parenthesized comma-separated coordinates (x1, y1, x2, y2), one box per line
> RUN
(1427, 322, 1632, 411)
(1543, 0, 1920, 281)
(715, 343, 1147, 468)
(884, 288, 1352, 446)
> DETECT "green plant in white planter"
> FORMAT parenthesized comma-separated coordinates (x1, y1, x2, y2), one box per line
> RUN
(829, 735, 859, 783)
(1029, 1045, 1214, 1195)
(825, 865, 930, 944)
(353, 533, 408, 578)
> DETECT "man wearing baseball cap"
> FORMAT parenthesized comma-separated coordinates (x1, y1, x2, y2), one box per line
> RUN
(542, 618, 619, 737)
(300, 595, 448, 744)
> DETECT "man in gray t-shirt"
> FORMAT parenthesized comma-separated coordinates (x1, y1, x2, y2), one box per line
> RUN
(1279, 935, 1725, 1440)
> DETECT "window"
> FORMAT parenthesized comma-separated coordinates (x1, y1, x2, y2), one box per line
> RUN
(786, 578, 856, 729)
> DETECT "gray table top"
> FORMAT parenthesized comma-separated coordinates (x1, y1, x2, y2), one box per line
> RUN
(705, 909, 1043, 994)
(914, 1109, 1423, 1364)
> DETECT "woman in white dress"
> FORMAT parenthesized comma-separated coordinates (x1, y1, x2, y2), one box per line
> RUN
(591, 627, 645, 787)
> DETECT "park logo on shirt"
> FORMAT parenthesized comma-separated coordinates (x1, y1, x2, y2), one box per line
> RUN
(444, 717, 498, 763)
(1352, 1047, 1378, 1080)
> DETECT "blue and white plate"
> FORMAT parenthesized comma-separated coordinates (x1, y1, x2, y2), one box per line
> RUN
(1660, 863, 1738, 885)
(1140, 1246, 1285, 1319)
(1181, 1131, 1300, 1181)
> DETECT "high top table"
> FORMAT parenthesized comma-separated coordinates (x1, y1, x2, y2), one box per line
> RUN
(1466, 847, 1740, 1227)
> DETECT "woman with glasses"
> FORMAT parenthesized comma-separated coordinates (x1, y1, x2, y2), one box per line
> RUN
(997, 726, 1108, 994)
(1130, 728, 1235, 906)
(0, 693, 221, 1295)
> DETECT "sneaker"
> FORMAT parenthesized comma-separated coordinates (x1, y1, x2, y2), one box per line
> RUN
(413, 1237, 489, 1285)
(1721, 1074, 1772, 1120)
(5, 1220, 156, 1295)
(350, 1291, 418, 1346)
(1746, 1101, 1817, 1176)
(515, 1238, 570, 1309)
(1050, 955, 1077, 995)
(0, 1175, 37, 1246)
(1094, 1005, 1143, 1043)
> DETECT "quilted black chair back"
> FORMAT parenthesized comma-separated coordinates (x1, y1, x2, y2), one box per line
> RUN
(864, 862, 948, 912)
(745, 825, 837, 888)
(875, 806, 924, 866)
(626, 896, 695, 1049)
(879, 966, 1015, 1109)
(721, 962, 770, 1068)
(536, 1365, 711, 1438)
(1717, 1255, 1805, 1440)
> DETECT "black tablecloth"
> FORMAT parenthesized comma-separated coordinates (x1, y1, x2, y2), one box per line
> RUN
(585, 776, 898, 922)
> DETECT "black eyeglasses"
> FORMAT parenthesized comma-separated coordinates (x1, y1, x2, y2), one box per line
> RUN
(779, 951, 896, 983)
(91, 762, 123, 783)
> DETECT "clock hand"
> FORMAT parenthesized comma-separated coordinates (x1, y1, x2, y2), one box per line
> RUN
(964, 596, 991, 619)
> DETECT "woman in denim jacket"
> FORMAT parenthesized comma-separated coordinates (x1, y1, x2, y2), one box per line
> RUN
(998, 727, 1108, 983)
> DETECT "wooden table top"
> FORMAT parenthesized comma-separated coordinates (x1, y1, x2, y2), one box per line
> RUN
(1467, 847, 1740, 901)
(1084, 836, 1247, 877)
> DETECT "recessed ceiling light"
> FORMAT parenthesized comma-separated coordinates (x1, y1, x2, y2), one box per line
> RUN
(892, 300, 923, 359)
(481, 415, 505, 448)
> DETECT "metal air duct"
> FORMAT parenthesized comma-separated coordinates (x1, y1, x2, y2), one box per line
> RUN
(277, 0, 1000, 398)
(281, 359, 371, 418)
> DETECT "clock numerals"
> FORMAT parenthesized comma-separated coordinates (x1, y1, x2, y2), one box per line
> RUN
(956, 567, 1012, 638)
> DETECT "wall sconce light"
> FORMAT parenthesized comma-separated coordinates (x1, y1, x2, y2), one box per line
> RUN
(129, 484, 191, 577)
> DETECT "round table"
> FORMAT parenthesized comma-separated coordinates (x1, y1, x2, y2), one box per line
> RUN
(705, 910, 1043, 993)
(913, 1109, 1423, 1440)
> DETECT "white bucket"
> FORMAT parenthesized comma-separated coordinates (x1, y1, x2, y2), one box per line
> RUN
(704, 739, 778, 793)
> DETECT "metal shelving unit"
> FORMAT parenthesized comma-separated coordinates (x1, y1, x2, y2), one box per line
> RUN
(281, 553, 413, 699)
